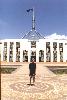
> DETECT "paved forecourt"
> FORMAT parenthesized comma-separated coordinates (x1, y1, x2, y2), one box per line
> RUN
(1, 63, 67, 100)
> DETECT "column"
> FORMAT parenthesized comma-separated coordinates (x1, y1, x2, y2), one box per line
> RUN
(7, 42, 10, 62)
(44, 42, 46, 62)
(20, 42, 23, 62)
(1, 42, 4, 61)
(64, 43, 67, 62)
(13, 42, 16, 62)
(57, 42, 60, 62)
(63, 42, 66, 62)
(50, 42, 53, 62)
(36, 49, 39, 62)
(28, 50, 30, 62)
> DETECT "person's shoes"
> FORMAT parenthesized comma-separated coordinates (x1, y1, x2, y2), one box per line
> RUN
(30, 83, 31, 85)
(31, 84, 35, 86)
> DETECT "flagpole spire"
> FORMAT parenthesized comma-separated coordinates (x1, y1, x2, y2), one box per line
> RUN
(26, 8, 35, 30)
(32, 7, 35, 30)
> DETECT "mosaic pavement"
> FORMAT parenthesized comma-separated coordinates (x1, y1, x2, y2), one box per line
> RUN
(1, 64, 67, 100)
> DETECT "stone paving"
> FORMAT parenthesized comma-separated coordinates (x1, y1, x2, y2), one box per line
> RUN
(1, 64, 67, 100)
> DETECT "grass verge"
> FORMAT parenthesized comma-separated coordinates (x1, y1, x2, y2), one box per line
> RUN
(1, 68, 17, 74)
(51, 69, 67, 74)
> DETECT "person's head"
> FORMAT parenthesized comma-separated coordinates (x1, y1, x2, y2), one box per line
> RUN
(32, 58, 35, 63)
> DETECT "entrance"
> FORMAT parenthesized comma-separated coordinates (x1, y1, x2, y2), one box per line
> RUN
(30, 50, 36, 62)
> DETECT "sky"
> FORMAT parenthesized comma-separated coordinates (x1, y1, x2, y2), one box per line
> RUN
(0, 0, 67, 39)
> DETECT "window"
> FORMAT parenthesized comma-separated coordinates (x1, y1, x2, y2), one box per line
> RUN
(65, 43, 67, 45)
(31, 41, 36, 48)
(3, 42, 7, 61)
(30, 51, 36, 62)
(23, 50, 28, 62)
(9, 42, 13, 62)
(39, 50, 44, 62)
(46, 42, 51, 62)
(16, 42, 20, 62)
(53, 42, 57, 62)
(59, 43, 63, 62)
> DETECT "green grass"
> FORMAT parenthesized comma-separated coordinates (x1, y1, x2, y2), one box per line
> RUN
(1, 68, 17, 74)
(51, 69, 67, 74)
(47, 66, 67, 75)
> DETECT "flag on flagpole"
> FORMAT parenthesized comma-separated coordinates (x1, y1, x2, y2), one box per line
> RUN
(26, 9, 33, 12)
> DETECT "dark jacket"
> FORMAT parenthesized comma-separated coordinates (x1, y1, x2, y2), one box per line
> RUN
(29, 62, 36, 76)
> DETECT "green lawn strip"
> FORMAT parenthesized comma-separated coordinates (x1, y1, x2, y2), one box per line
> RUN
(47, 66, 67, 75)
(51, 69, 67, 74)
(1, 68, 17, 74)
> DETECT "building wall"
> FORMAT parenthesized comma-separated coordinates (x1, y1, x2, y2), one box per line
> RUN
(0, 39, 67, 62)
(0, 44, 1, 55)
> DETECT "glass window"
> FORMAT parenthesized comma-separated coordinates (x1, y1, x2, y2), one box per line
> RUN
(39, 50, 44, 62)
(31, 41, 36, 48)
(9, 42, 13, 62)
(65, 43, 67, 45)
(23, 50, 28, 62)
(59, 43, 63, 62)
(30, 51, 36, 62)
(46, 42, 51, 62)
(16, 42, 20, 62)
(53, 42, 57, 62)
(3, 42, 7, 61)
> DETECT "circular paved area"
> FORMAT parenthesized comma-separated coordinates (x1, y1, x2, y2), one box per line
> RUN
(1, 64, 67, 100)
(10, 82, 54, 93)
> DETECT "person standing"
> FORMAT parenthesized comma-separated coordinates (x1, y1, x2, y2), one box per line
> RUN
(29, 58, 36, 85)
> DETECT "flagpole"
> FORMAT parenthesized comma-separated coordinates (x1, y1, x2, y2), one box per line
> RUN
(32, 8, 35, 30)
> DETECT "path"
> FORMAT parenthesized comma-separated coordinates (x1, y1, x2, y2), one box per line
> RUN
(1, 64, 67, 100)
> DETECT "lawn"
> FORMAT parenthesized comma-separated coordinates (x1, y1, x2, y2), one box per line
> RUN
(1, 68, 17, 74)
(51, 69, 67, 74)
(47, 66, 67, 74)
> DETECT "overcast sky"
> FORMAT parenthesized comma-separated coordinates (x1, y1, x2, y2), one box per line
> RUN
(0, 0, 67, 39)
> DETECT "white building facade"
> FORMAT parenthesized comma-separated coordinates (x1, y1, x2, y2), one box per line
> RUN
(0, 38, 67, 63)
(0, 9, 67, 63)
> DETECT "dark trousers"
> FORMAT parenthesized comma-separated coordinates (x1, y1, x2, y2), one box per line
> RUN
(30, 75, 35, 84)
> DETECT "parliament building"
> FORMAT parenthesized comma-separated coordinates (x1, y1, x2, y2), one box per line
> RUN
(0, 9, 67, 63)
